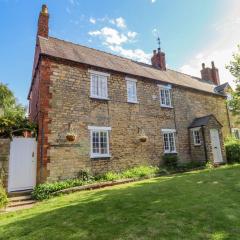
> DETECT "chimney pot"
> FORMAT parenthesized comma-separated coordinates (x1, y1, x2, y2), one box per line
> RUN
(211, 61, 215, 68)
(202, 63, 205, 69)
(42, 4, 48, 14)
(153, 50, 157, 55)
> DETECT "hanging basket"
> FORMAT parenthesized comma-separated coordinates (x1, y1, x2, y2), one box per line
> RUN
(66, 133, 76, 142)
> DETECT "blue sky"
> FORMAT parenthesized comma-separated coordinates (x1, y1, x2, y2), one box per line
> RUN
(0, 0, 239, 106)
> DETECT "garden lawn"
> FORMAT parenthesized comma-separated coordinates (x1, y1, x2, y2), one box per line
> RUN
(1, 165, 240, 240)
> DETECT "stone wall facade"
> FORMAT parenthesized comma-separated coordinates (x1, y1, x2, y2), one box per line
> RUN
(190, 117, 226, 163)
(28, 57, 233, 183)
(189, 128, 206, 163)
(0, 139, 10, 188)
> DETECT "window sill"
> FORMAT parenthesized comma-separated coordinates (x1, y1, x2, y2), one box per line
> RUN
(164, 151, 177, 154)
(127, 100, 139, 104)
(90, 154, 111, 159)
(90, 96, 110, 101)
(194, 144, 202, 147)
(161, 105, 174, 109)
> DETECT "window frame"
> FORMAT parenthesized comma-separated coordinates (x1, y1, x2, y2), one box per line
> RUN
(88, 126, 111, 158)
(89, 70, 110, 100)
(126, 77, 138, 103)
(232, 128, 240, 139)
(162, 129, 177, 153)
(158, 84, 173, 108)
(192, 127, 201, 146)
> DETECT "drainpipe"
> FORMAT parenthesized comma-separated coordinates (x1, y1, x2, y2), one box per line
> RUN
(226, 103, 232, 135)
(201, 126, 208, 162)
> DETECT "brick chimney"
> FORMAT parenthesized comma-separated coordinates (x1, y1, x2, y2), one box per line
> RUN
(200, 61, 220, 85)
(37, 4, 49, 38)
(151, 48, 166, 70)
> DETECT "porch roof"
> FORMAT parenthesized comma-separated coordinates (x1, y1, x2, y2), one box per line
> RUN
(189, 114, 223, 128)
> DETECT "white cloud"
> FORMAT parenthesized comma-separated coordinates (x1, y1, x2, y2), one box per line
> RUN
(89, 17, 96, 24)
(109, 45, 151, 63)
(115, 17, 126, 28)
(151, 0, 156, 3)
(127, 31, 137, 39)
(88, 16, 150, 63)
(89, 27, 128, 45)
(152, 28, 158, 36)
(179, 0, 240, 87)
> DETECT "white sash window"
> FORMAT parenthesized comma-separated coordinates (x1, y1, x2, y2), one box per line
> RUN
(126, 78, 138, 103)
(162, 129, 176, 153)
(89, 70, 109, 99)
(158, 84, 172, 108)
(88, 126, 111, 158)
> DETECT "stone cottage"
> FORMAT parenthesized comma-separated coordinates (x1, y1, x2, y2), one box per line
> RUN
(25, 5, 239, 184)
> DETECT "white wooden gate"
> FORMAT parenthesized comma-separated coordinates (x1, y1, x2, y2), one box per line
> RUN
(210, 129, 223, 163)
(8, 138, 37, 192)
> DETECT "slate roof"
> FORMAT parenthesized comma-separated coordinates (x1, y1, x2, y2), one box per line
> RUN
(37, 36, 224, 95)
(189, 114, 222, 128)
(214, 82, 230, 93)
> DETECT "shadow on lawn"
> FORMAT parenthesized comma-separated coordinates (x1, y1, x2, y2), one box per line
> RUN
(1, 166, 240, 240)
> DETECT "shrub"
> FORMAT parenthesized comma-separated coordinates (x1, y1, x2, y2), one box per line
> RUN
(206, 161, 215, 169)
(225, 137, 240, 163)
(121, 165, 158, 179)
(32, 166, 159, 200)
(32, 178, 84, 200)
(0, 184, 8, 209)
(162, 154, 178, 169)
(177, 161, 206, 171)
(99, 171, 121, 181)
(77, 170, 94, 181)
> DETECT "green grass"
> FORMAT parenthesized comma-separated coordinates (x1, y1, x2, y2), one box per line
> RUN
(1, 165, 240, 240)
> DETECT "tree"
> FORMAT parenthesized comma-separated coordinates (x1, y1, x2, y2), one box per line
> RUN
(0, 83, 25, 118)
(0, 83, 36, 138)
(226, 45, 240, 115)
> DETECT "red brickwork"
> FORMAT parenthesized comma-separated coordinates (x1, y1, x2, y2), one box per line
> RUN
(151, 49, 166, 70)
(37, 5, 49, 38)
(201, 62, 220, 85)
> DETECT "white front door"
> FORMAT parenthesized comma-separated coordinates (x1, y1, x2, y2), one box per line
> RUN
(8, 138, 37, 192)
(210, 129, 223, 163)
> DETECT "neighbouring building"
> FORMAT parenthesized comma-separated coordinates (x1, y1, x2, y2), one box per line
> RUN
(24, 5, 239, 184)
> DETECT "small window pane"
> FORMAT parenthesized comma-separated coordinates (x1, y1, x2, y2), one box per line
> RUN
(164, 133, 169, 151)
(163, 131, 176, 153)
(91, 129, 109, 157)
(91, 74, 108, 98)
(160, 88, 172, 107)
(193, 130, 201, 145)
(233, 129, 240, 139)
(127, 80, 137, 102)
(169, 133, 175, 151)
